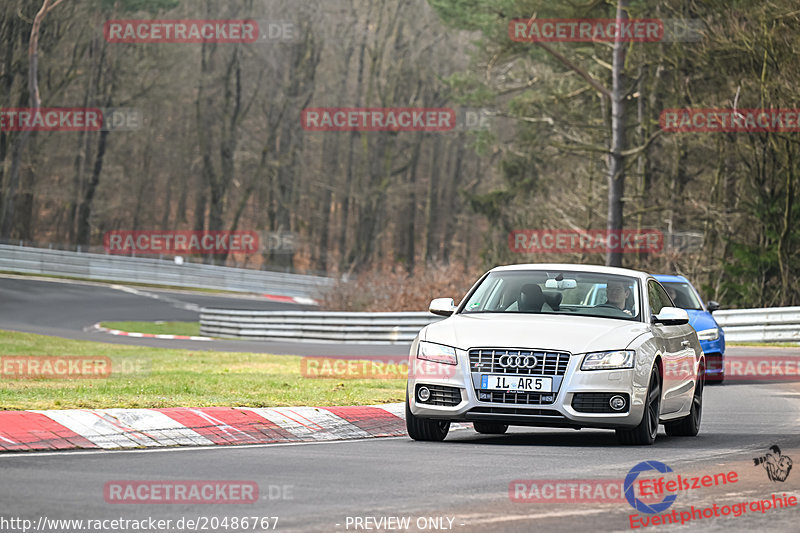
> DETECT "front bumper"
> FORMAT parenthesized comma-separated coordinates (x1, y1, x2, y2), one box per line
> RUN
(408, 349, 648, 429)
(700, 337, 725, 376)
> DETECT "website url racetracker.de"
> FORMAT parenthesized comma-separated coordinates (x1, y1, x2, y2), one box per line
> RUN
(0, 515, 280, 532)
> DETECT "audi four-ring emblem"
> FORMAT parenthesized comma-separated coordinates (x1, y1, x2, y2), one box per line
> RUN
(499, 355, 538, 368)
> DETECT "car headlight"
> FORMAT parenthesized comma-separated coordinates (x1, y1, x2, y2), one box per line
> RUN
(417, 341, 457, 365)
(696, 327, 720, 341)
(581, 350, 635, 371)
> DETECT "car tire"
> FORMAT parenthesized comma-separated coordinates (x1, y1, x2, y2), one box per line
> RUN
(473, 422, 508, 434)
(405, 393, 450, 441)
(616, 364, 662, 445)
(665, 365, 704, 437)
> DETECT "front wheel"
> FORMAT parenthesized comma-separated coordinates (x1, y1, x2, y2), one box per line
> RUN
(405, 393, 450, 441)
(665, 365, 704, 437)
(616, 364, 662, 445)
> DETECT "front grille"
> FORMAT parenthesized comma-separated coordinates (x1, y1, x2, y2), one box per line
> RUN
(469, 348, 571, 375)
(416, 384, 461, 406)
(470, 348, 570, 406)
(479, 391, 554, 405)
(571, 393, 629, 413)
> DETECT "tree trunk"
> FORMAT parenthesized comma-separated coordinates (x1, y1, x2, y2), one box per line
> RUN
(0, 0, 64, 238)
(605, 0, 629, 267)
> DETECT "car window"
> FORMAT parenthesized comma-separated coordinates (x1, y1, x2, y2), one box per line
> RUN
(660, 282, 704, 310)
(648, 280, 665, 316)
(647, 281, 664, 316)
(461, 270, 641, 321)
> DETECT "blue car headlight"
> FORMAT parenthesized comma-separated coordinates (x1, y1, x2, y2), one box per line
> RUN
(581, 350, 635, 371)
(417, 341, 457, 365)
(696, 327, 720, 341)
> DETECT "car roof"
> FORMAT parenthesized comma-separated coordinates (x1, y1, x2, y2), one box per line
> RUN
(652, 274, 690, 284)
(490, 263, 650, 281)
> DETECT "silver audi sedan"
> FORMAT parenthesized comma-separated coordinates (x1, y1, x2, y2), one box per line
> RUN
(406, 263, 704, 445)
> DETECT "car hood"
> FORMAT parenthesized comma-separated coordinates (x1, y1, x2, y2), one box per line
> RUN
(685, 309, 719, 332)
(423, 313, 651, 354)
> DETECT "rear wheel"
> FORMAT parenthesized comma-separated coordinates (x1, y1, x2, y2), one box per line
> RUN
(405, 393, 450, 441)
(665, 365, 704, 437)
(616, 364, 661, 445)
(473, 422, 508, 434)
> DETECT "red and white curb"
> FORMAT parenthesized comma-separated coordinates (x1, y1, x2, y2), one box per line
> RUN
(262, 293, 318, 305)
(91, 323, 213, 341)
(0, 404, 471, 452)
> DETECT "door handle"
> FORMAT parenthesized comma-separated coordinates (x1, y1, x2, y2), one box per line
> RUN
(681, 340, 690, 347)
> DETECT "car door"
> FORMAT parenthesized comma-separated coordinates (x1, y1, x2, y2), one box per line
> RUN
(648, 280, 694, 414)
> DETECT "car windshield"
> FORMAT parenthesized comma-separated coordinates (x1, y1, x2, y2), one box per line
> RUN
(461, 270, 641, 321)
(660, 282, 704, 310)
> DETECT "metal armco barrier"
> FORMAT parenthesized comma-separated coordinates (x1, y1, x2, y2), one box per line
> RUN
(200, 309, 444, 343)
(0, 244, 332, 298)
(714, 307, 800, 343)
(200, 307, 800, 344)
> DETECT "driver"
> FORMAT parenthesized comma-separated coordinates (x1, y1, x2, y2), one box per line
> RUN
(605, 280, 632, 315)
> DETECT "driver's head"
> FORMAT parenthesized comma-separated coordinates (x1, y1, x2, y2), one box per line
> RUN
(606, 280, 631, 309)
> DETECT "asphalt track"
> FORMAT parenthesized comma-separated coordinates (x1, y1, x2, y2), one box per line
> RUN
(1, 274, 800, 532)
(0, 275, 406, 356)
(1, 382, 798, 532)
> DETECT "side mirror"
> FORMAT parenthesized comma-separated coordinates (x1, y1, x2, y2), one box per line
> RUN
(429, 297, 456, 317)
(706, 300, 720, 313)
(653, 306, 690, 326)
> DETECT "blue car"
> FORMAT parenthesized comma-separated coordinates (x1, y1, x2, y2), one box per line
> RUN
(653, 274, 725, 383)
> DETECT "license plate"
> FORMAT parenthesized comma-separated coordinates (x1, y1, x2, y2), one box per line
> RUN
(481, 374, 553, 392)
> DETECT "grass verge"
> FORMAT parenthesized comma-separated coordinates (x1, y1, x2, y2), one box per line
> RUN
(0, 330, 405, 410)
(101, 321, 202, 337)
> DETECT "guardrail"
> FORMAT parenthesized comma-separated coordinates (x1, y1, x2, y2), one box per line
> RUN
(200, 309, 443, 343)
(199, 306, 800, 344)
(714, 307, 800, 343)
(0, 244, 332, 298)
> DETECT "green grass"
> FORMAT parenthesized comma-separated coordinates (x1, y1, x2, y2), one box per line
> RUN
(101, 321, 202, 336)
(0, 330, 405, 410)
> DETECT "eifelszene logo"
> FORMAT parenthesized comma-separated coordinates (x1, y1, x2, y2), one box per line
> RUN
(754, 445, 793, 482)
(625, 461, 677, 514)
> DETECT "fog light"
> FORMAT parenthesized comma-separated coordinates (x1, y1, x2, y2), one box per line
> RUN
(609, 395, 626, 411)
(417, 387, 431, 402)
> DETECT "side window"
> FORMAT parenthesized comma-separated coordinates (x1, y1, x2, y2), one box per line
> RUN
(653, 283, 673, 310)
(648, 281, 664, 316)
